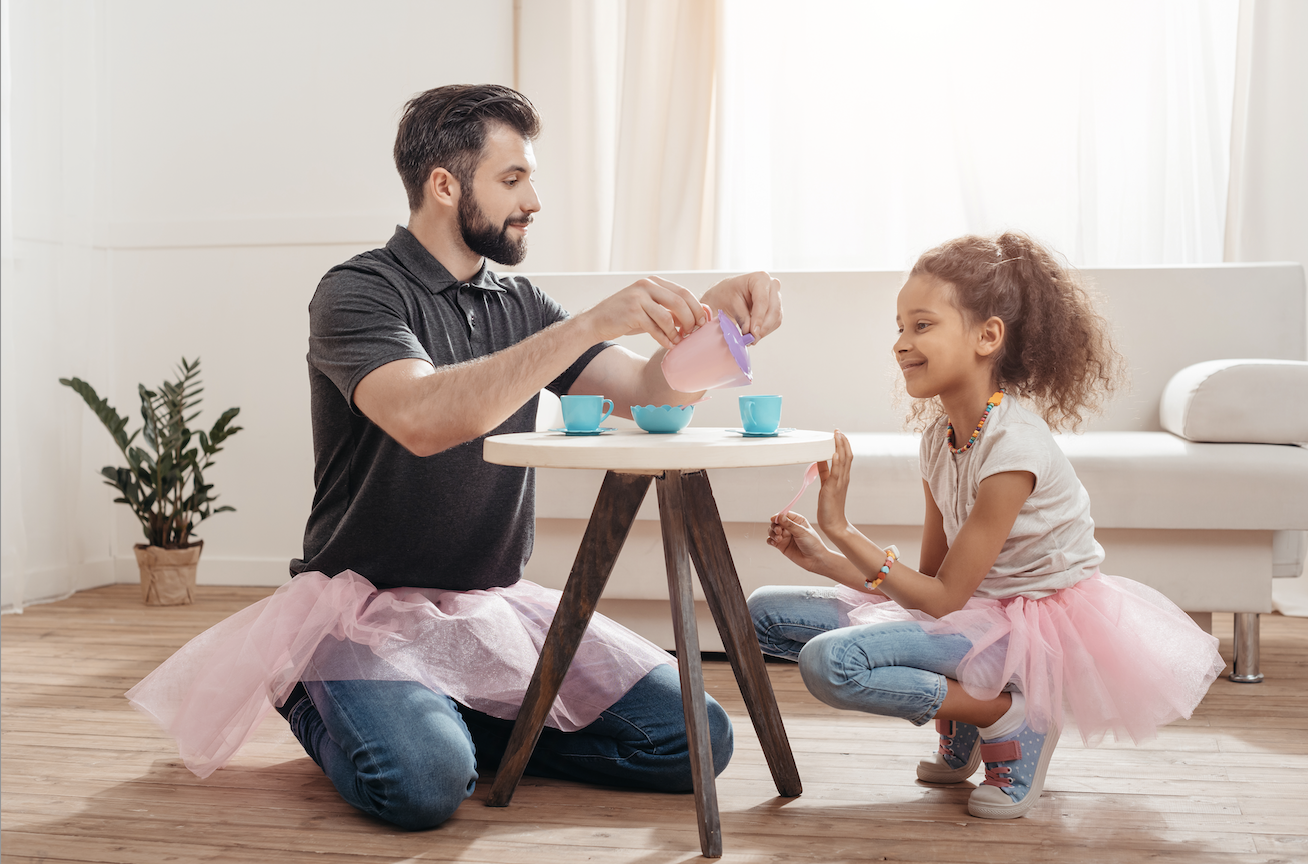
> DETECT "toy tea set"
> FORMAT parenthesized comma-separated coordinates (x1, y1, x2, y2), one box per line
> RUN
(552, 310, 790, 437)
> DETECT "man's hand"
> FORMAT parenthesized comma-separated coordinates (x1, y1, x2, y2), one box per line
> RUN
(576, 276, 710, 350)
(699, 271, 783, 340)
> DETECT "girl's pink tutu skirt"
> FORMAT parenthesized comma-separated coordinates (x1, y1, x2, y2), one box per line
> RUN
(125, 571, 674, 779)
(833, 572, 1224, 745)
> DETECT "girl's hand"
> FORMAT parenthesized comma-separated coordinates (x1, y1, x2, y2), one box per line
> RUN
(815, 430, 853, 535)
(767, 511, 830, 573)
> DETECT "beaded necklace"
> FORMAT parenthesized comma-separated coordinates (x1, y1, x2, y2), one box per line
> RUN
(946, 390, 1005, 454)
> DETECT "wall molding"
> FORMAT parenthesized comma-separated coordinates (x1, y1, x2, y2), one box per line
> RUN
(92, 215, 403, 250)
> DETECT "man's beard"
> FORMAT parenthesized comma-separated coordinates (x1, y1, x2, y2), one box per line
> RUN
(458, 189, 530, 266)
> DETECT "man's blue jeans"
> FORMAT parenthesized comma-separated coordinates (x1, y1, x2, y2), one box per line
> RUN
(748, 585, 975, 727)
(284, 663, 733, 830)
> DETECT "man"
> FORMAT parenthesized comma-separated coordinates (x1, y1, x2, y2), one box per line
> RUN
(277, 84, 783, 830)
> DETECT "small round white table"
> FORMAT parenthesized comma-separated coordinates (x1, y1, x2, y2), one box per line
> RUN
(482, 427, 834, 859)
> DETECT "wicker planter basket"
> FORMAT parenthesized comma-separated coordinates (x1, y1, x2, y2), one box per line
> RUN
(133, 541, 203, 606)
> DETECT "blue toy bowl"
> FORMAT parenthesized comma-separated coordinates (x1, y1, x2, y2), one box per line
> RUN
(631, 404, 695, 433)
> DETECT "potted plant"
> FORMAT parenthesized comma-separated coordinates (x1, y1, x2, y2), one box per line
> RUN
(60, 357, 243, 605)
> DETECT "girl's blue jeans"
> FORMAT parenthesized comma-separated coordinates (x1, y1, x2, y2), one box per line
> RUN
(748, 585, 974, 726)
(284, 662, 733, 831)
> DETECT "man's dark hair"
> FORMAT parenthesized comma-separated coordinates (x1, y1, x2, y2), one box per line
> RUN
(394, 84, 542, 211)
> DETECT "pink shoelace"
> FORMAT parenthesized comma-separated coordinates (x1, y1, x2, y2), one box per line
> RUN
(978, 739, 1022, 789)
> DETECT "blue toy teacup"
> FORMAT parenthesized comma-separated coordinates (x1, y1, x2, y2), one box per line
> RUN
(561, 395, 614, 432)
(738, 394, 782, 435)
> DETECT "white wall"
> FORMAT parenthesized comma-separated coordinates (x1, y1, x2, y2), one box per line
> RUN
(3, 0, 514, 608)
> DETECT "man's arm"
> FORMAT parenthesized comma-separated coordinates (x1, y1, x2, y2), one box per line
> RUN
(567, 343, 695, 419)
(355, 275, 710, 457)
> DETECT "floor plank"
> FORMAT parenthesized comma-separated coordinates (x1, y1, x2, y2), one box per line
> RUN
(3, 584, 1306, 863)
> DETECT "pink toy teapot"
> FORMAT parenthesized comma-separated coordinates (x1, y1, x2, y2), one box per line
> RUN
(661, 309, 754, 392)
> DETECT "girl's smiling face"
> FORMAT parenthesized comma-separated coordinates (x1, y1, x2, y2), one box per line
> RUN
(894, 275, 998, 401)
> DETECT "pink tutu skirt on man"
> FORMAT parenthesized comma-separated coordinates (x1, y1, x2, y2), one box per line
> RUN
(126, 571, 674, 779)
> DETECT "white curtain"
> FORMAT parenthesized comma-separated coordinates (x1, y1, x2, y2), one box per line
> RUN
(518, 0, 720, 273)
(714, 0, 1240, 270)
(1, 0, 28, 611)
(1224, 0, 1308, 273)
(2, 0, 117, 613)
(515, 0, 625, 273)
(520, 1, 1241, 273)
(608, 0, 719, 270)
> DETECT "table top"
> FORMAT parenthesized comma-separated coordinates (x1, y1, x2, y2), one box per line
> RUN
(483, 427, 835, 472)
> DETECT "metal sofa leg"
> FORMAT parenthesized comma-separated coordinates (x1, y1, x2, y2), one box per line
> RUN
(1229, 613, 1264, 683)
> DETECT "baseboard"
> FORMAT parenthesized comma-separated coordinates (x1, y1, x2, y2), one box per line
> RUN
(2, 559, 117, 611)
(113, 555, 291, 587)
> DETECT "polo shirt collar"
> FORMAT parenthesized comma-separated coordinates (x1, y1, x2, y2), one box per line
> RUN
(386, 225, 506, 296)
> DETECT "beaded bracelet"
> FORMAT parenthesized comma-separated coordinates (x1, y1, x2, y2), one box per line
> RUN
(865, 544, 899, 591)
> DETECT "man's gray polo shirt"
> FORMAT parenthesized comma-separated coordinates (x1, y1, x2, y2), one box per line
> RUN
(291, 226, 610, 590)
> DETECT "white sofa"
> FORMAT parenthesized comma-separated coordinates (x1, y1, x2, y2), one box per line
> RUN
(516, 264, 1308, 679)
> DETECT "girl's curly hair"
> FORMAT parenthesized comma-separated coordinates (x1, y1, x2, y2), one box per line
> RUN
(904, 232, 1125, 432)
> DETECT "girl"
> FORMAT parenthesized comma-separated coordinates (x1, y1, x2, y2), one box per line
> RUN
(750, 232, 1223, 820)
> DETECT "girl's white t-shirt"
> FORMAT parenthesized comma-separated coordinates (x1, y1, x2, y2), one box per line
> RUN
(920, 395, 1104, 599)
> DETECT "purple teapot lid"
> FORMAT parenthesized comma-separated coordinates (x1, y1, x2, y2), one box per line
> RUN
(718, 309, 754, 382)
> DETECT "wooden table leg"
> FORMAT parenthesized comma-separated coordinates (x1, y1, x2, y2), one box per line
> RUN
(681, 470, 803, 798)
(486, 470, 652, 808)
(656, 470, 723, 858)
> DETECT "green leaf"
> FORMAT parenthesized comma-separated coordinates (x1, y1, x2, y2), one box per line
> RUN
(209, 407, 243, 444)
(59, 377, 133, 451)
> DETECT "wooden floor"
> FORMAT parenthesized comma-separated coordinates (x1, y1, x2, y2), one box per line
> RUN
(3, 585, 1306, 864)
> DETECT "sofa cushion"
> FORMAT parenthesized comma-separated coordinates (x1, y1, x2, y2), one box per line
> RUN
(1050, 432, 1308, 531)
(533, 431, 1308, 531)
(1160, 359, 1308, 445)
